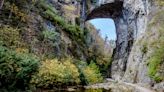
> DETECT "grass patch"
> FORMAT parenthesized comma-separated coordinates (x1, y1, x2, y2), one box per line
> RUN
(147, 11, 164, 82)
(148, 47, 164, 82)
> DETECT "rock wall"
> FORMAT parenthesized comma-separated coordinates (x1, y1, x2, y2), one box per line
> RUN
(1, 0, 163, 90)
(122, 1, 164, 90)
(49, 0, 81, 24)
(87, 0, 164, 89)
(33, 0, 163, 88)
(112, 0, 150, 81)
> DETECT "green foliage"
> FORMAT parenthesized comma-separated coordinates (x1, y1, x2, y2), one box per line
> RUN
(85, 23, 113, 76)
(38, 1, 85, 43)
(31, 58, 103, 88)
(147, 11, 164, 82)
(43, 9, 84, 39)
(43, 9, 65, 27)
(31, 58, 80, 88)
(0, 46, 39, 91)
(148, 47, 164, 82)
(39, 0, 57, 14)
(77, 61, 103, 85)
(75, 17, 81, 25)
(1, 0, 106, 90)
(141, 43, 148, 54)
(42, 30, 58, 41)
(83, 61, 103, 84)
(147, 28, 164, 82)
(65, 25, 84, 39)
(0, 25, 24, 49)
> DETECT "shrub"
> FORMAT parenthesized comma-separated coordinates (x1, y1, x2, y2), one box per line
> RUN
(43, 10, 66, 28)
(0, 46, 39, 91)
(42, 29, 58, 41)
(3, 1, 30, 22)
(39, 0, 57, 14)
(75, 60, 104, 85)
(0, 25, 24, 49)
(31, 58, 80, 88)
(141, 43, 148, 54)
(9, 3, 28, 22)
(78, 61, 103, 85)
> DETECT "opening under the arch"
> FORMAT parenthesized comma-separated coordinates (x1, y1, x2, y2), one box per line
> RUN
(88, 18, 116, 41)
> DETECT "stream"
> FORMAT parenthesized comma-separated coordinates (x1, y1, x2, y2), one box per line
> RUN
(35, 78, 155, 92)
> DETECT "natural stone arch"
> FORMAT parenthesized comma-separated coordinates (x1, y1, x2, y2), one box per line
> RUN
(85, 0, 133, 80)
(85, 0, 157, 86)
(86, 1, 123, 20)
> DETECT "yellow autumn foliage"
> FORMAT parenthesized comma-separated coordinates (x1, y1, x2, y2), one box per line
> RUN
(31, 58, 80, 88)
(82, 62, 103, 84)
(10, 4, 28, 22)
(16, 48, 29, 53)
(0, 25, 25, 49)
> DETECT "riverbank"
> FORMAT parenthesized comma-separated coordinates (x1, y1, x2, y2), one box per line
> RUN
(34, 78, 157, 92)
(85, 78, 156, 92)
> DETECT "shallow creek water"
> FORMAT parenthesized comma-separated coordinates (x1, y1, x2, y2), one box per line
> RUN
(36, 88, 111, 92)
(35, 79, 155, 92)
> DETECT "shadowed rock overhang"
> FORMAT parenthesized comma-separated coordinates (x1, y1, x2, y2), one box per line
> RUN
(86, 1, 123, 21)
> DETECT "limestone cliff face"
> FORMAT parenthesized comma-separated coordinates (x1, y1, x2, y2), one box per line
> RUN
(122, 1, 164, 89)
(49, 0, 81, 24)
(87, 0, 164, 89)
(113, 0, 164, 86)
(112, 0, 150, 81)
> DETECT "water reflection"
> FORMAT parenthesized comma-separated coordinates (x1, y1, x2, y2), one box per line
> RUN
(36, 88, 111, 92)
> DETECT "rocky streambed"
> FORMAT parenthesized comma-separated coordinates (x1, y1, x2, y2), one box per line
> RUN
(84, 78, 156, 92)
(35, 79, 157, 92)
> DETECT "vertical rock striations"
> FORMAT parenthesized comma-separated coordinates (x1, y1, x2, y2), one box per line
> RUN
(112, 0, 150, 81)
(86, 0, 164, 89)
